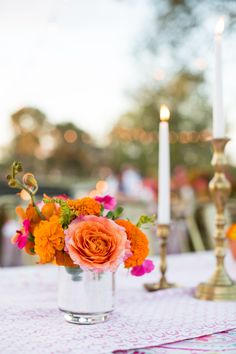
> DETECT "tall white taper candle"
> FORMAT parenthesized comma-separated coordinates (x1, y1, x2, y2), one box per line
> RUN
(213, 17, 225, 138)
(158, 105, 170, 224)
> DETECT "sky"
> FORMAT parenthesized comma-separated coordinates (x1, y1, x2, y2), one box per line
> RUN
(0, 0, 151, 146)
(0, 0, 236, 163)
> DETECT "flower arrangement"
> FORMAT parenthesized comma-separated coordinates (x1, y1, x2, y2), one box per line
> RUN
(7, 162, 155, 276)
(226, 224, 236, 260)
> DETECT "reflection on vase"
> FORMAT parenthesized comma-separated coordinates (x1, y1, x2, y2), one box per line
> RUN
(229, 240, 236, 260)
(58, 266, 115, 324)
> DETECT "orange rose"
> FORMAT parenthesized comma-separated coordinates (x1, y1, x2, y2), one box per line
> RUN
(65, 216, 131, 272)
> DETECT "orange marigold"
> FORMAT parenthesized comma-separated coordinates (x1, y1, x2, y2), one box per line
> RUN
(34, 215, 64, 264)
(54, 250, 76, 267)
(67, 197, 101, 216)
(116, 219, 149, 268)
(227, 224, 236, 240)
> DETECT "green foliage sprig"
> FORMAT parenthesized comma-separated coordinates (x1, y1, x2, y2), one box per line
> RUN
(106, 206, 124, 220)
(43, 197, 76, 229)
(7, 161, 44, 219)
(136, 214, 156, 228)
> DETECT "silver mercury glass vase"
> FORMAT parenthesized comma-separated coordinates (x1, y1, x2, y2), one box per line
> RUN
(58, 266, 115, 324)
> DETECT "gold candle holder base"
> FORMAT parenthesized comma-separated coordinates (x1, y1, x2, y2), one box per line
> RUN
(196, 282, 236, 301)
(195, 138, 236, 301)
(144, 224, 176, 292)
(144, 280, 176, 292)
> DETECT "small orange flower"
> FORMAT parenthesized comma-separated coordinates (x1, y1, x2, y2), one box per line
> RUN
(67, 197, 101, 216)
(227, 224, 236, 240)
(54, 250, 75, 267)
(11, 233, 19, 245)
(25, 204, 41, 228)
(24, 240, 35, 255)
(34, 215, 65, 264)
(15, 206, 26, 220)
(42, 202, 60, 220)
(116, 219, 149, 268)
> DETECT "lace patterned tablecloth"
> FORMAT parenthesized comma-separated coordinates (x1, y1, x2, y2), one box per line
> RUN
(118, 329, 236, 353)
(0, 252, 236, 354)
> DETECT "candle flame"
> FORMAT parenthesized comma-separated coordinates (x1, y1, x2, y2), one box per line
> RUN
(215, 17, 224, 35)
(160, 105, 170, 122)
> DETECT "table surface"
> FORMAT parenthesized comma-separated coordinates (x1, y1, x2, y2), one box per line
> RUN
(0, 251, 236, 354)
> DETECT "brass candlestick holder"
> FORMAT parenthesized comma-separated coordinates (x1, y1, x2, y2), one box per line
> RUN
(195, 138, 236, 301)
(144, 224, 176, 292)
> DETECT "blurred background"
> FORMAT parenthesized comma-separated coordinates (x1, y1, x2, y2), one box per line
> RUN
(1, 0, 236, 266)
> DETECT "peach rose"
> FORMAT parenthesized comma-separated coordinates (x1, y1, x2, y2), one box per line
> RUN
(65, 216, 131, 272)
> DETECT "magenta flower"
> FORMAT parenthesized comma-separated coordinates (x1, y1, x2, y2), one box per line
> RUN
(14, 219, 31, 249)
(23, 219, 31, 233)
(95, 195, 117, 210)
(15, 231, 28, 249)
(131, 259, 155, 277)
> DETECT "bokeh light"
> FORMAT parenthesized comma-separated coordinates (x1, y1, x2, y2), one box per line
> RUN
(96, 180, 108, 194)
(64, 130, 78, 143)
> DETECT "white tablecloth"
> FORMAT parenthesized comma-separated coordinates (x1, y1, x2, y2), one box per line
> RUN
(0, 252, 236, 354)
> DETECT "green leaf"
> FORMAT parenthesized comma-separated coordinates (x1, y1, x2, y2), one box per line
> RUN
(60, 205, 76, 229)
(114, 206, 124, 218)
(100, 205, 104, 216)
(106, 211, 114, 219)
(105, 206, 124, 220)
(136, 214, 156, 228)
(43, 197, 65, 206)
(12, 161, 23, 177)
(28, 233, 35, 242)
(43, 197, 76, 229)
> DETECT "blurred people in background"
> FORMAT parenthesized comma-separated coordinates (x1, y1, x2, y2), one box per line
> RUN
(106, 172, 119, 196)
(0, 207, 5, 266)
(98, 165, 155, 203)
(0, 205, 22, 267)
(120, 165, 155, 202)
(172, 166, 195, 218)
(99, 167, 119, 196)
(121, 165, 142, 197)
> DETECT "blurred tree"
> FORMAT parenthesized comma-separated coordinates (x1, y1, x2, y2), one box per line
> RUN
(108, 0, 236, 176)
(47, 122, 99, 177)
(139, 0, 236, 70)
(5, 107, 98, 180)
(11, 107, 46, 133)
(9, 107, 50, 172)
(108, 70, 212, 176)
